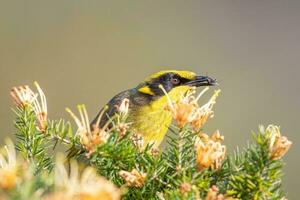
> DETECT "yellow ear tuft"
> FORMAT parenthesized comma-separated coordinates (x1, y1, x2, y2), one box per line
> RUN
(138, 86, 155, 95)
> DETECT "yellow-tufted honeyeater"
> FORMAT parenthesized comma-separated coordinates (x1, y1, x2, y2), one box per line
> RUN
(91, 70, 217, 148)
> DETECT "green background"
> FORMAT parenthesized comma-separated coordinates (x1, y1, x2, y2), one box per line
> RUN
(0, 0, 299, 198)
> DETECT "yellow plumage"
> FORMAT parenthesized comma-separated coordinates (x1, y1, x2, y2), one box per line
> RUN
(129, 85, 191, 147)
(92, 70, 216, 148)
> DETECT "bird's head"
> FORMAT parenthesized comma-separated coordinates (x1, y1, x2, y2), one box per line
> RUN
(137, 70, 217, 99)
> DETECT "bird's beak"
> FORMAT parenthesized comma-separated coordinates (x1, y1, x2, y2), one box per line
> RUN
(185, 75, 217, 87)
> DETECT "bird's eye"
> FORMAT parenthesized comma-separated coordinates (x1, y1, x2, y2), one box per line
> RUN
(171, 77, 180, 85)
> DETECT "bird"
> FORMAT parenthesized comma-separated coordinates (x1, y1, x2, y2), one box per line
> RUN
(91, 70, 217, 148)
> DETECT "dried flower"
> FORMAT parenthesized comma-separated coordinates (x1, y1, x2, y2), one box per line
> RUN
(179, 182, 192, 194)
(47, 156, 120, 200)
(205, 186, 237, 200)
(130, 133, 144, 150)
(266, 125, 292, 160)
(10, 82, 48, 132)
(116, 123, 130, 136)
(150, 147, 160, 157)
(205, 185, 227, 200)
(195, 132, 226, 170)
(159, 85, 220, 131)
(0, 140, 19, 190)
(119, 169, 147, 187)
(205, 185, 219, 200)
(66, 105, 110, 155)
(176, 165, 182, 173)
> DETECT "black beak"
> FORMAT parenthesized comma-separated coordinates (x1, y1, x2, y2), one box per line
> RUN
(185, 75, 217, 87)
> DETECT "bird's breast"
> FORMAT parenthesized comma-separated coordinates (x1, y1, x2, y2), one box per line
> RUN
(128, 96, 172, 147)
(127, 85, 191, 147)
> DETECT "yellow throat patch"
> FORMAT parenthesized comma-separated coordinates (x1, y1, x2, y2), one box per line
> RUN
(130, 85, 191, 147)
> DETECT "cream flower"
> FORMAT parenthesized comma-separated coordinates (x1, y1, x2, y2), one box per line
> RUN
(266, 125, 292, 160)
(189, 89, 220, 131)
(130, 133, 144, 150)
(159, 85, 220, 131)
(66, 105, 110, 154)
(205, 186, 238, 200)
(195, 132, 226, 170)
(119, 169, 147, 188)
(211, 130, 224, 142)
(10, 85, 36, 107)
(115, 98, 132, 136)
(116, 98, 130, 117)
(32, 82, 48, 132)
(179, 182, 192, 194)
(0, 140, 19, 190)
(205, 185, 219, 200)
(10, 82, 48, 132)
(47, 156, 120, 200)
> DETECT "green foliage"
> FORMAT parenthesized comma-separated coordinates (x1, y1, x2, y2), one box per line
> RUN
(224, 128, 285, 200)
(1, 105, 290, 200)
(14, 106, 53, 173)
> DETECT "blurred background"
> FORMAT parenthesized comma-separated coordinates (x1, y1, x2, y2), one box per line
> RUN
(0, 0, 299, 198)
